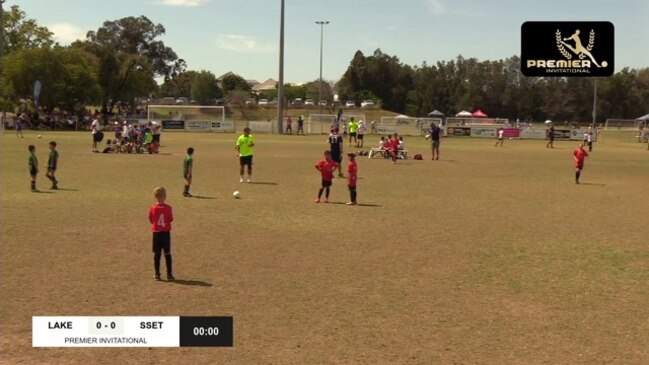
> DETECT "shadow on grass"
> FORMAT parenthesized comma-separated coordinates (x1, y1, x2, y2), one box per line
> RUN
(329, 202, 382, 207)
(192, 195, 218, 200)
(56, 188, 79, 192)
(249, 182, 278, 186)
(578, 182, 606, 187)
(170, 279, 213, 287)
(32, 190, 55, 194)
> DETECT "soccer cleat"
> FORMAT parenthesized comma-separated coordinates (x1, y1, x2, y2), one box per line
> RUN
(167, 275, 175, 281)
(247, 178, 251, 183)
(315, 198, 320, 203)
(346, 202, 357, 205)
(239, 177, 244, 183)
(183, 192, 192, 197)
(575, 181, 580, 184)
(154, 274, 161, 281)
(324, 199, 329, 203)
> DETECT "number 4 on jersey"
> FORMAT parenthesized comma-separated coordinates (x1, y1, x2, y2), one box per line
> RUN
(157, 214, 166, 228)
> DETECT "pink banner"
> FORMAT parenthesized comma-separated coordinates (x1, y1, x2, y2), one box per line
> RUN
(502, 128, 521, 138)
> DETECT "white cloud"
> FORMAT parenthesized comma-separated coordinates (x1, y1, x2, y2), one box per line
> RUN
(49, 23, 86, 44)
(215, 35, 274, 53)
(427, 0, 447, 15)
(155, 0, 208, 7)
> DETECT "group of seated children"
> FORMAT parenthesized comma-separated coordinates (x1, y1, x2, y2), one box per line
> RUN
(102, 122, 157, 154)
(368, 134, 407, 161)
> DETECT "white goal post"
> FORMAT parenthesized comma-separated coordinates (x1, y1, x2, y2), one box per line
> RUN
(604, 118, 642, 131)
(147, 105, 231, 132)
(379, 117, 443, 136)
(307, 113, 367, 135)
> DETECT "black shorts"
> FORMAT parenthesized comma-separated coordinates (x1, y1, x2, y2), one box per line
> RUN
(357, 134, 364, 140)
(350, 132, 357, 137)
(152, 231, 171, 255)
(183, 172, 191, 180)
(93, 133, 102, 142)
(331, 152, 342, 164)
(30, 168, 38, 176)
(152, 134, 160, 143)
(239, 155, 253, 166)
(322, 179, 332, 187)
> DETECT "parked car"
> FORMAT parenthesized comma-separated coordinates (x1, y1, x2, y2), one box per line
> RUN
(268, 99, 279, 105)
(319, 100, 328, 106)
(245, 98, 256, 106)
(304, 99, 315, 106)
(258, 99, 269, 106)
(345, 100, 356, 107)
(291, 98, 303, 106)
(176, 97, 189, 105)
(361, 100, 375, 108)
(214, 98, 228, 106)
(161, 97, 176, 105)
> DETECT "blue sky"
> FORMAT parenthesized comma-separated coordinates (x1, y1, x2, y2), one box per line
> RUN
(14, 0, 649, 84)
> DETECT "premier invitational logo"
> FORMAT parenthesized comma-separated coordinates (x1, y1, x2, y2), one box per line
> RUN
(521, 22, 614, 77)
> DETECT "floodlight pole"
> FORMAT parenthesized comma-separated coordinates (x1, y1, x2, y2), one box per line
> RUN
(277, 0, 285, 134)
(0, 0, 5, 59)
(316, 21, 329, 115)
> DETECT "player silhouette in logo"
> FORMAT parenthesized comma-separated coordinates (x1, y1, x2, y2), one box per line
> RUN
(560, 29, 601, 67)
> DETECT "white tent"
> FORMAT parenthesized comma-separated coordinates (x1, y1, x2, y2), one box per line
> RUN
(455, 110, 472, 117)
(636, 113, 649, 121)
(394, 114, 410, 119)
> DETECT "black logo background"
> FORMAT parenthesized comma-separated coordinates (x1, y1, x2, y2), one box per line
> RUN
(521, 21, 614, 77)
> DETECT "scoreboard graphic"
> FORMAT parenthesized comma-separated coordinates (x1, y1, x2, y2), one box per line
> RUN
(33, 316, 233, 347)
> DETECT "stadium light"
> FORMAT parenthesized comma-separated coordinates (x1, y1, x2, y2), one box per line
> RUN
(315, 21, 330, 115)
(277, 0, 285, 134)
(0, 0, 5, 58)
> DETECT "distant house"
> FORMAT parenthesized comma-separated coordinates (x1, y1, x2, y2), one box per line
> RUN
(217, 72, 261, 90)
(252, 78, 278, 94)
(246, 79, 260, 88)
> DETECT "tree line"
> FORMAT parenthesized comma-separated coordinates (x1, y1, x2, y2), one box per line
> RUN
(338, 50, 649, 121)
(2, 5, 648, 122)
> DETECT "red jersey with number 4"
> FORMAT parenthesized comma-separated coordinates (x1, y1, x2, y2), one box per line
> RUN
(149, 203, 173, 232)
(316, 159, 337, 181)
(348, 161, 357, 187)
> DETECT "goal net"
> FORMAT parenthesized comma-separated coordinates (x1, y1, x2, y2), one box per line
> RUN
(445, 117, 509, 127)
(307, 113, 367, 135)
(604, 118, 642, 131)
(147, 105, 230, 132)
(379, 117, 443, 136)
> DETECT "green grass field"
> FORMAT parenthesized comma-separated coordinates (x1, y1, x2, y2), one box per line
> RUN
(1, 130, 648, 364)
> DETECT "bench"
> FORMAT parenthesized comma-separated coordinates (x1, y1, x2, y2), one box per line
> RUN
(368, 148, 409, 159)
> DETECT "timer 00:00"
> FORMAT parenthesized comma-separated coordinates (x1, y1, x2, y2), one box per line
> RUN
(193, 327, 219, 336)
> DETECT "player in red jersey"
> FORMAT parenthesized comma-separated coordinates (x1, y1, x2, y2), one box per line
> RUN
(389, 133, 400, 163)
(315, 150, 338, 203)
(148, 187, 174, 281)
(346, 153, 358, 205)
(573, 143, 589, 184)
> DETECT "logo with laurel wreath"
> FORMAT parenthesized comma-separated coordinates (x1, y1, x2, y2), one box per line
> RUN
(555, 28, 607, 68)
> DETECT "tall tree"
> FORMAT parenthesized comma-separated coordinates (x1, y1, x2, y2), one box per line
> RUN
(73, 16, 184, 113)
(160, 70, 198, 97)
(2, 5, 55, 54)
(191, 70, 222, 105)
(221, 74, 252, 94)
(1, 47, 100, 112)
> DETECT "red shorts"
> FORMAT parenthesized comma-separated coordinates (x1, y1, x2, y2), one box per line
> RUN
(575, 162, 584, 169)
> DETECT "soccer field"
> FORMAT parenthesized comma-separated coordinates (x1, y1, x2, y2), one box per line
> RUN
(1, 130, 648, 364)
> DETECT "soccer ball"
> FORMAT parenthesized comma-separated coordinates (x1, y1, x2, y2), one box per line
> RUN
(425, 134, 431, 140)
(233, 191, 241, 199)
(38, 135, 42, 138)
